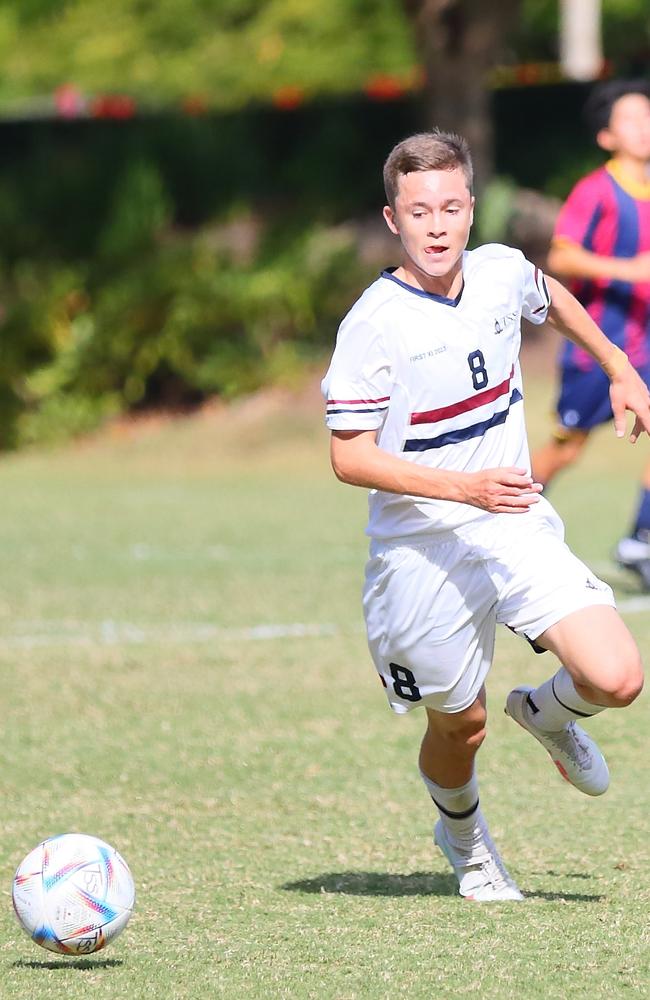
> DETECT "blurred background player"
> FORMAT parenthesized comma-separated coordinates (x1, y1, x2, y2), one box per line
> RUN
(532, 79, 650, 587)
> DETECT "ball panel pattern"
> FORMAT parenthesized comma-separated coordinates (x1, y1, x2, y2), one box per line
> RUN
(12, 833, 135, 955)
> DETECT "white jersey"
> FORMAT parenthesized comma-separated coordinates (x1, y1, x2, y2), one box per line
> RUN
(321, 243, 551, 540)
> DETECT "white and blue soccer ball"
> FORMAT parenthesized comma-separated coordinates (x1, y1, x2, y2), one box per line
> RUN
(12, 833, 135, 955)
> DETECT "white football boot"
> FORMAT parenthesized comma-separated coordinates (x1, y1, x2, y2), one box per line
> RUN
(434, 817, 524, 902)
(505, 685, 609, 796)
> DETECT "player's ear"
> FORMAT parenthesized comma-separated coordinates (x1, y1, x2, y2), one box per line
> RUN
(596, 127, 615, 152)
(469, 195, 475, 226)
(383, 205, 399, 235)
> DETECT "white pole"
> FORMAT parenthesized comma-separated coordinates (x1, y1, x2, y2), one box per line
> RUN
(559, 0, 603, 81)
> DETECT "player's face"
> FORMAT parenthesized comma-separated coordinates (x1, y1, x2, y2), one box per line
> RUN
(599, 93, 650, 162)
(383, 167, 474, 293)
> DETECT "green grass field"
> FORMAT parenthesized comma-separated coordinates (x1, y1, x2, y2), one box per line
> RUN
(0, 368, 648, 999)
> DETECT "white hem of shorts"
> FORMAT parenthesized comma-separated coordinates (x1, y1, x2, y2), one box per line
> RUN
(515, 591, 617, 647)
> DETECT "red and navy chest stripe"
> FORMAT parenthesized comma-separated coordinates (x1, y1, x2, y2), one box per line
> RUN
(403, 366, 522, 452)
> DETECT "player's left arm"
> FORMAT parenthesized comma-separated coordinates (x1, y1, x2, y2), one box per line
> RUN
(545, 274, 650, 442)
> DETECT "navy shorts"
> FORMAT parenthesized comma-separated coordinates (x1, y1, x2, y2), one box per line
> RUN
(556, 362, 650, 432)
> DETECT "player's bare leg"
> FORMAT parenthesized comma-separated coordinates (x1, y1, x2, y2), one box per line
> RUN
(531, 428, 589, 488)
(537, 606, 643, 706)
(419, 691, 486, 787)
(420, 690, 523, 901)
(506, 606, 643, 794)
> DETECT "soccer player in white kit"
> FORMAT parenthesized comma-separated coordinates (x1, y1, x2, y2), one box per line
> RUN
(321, 131, 649, 901)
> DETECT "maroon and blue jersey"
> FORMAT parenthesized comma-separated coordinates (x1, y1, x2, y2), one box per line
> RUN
(553, 160, 650, 371)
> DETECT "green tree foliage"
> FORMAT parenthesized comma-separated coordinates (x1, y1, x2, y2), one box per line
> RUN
(0, 0, 647, 111)
(0, 1, 649, 448)
(0, 102, 412, 447)
(0, 0, 415, 106)
(14, 210, 370, 448)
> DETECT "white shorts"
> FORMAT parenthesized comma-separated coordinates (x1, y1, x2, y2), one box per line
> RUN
(363, 501, 615, 715)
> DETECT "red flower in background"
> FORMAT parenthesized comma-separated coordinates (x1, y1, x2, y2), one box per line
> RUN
(54, 84, 86, 118)
(91, 95, 137, 120)
(364, 75, 405, 101)
(272, 86, 304, 111)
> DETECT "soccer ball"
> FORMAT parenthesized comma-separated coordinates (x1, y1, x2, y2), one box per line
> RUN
(12, 833, 135, 955)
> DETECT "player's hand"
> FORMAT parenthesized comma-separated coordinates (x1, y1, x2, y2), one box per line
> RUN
(462, 467, 543, 513)
(609, 364, 650, 442)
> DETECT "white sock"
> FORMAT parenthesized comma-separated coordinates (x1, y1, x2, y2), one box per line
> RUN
(527, 666, 606, 731)
(420, 769, 480, 844)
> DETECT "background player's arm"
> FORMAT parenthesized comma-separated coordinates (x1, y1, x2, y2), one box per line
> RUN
(545, 275, 650, 440)
(330, 429, 542, 514)
(548, 239, 650, 284)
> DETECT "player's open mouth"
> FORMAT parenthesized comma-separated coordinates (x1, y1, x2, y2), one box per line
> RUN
(425, 245, 448, 254)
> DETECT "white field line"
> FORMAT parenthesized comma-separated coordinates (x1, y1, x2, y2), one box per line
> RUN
(1, 589, 649, 650)
(0, 621, 344, 649)
(589, 561, 650, 614)
(615, 595, 650, 614)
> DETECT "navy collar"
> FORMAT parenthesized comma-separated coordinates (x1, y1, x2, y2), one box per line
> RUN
(381, 267, 464, 307)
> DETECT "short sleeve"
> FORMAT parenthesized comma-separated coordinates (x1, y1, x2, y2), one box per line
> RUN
(553, 175, 603, 248)
(321, 317, 393, 431)
(520, 256, 551, 326)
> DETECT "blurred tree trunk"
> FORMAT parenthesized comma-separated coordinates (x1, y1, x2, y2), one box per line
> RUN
(559, 0, 602, 80)
(402, 0, 521, 191)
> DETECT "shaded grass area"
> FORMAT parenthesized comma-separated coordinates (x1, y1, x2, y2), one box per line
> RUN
(0, 372, 648, 999)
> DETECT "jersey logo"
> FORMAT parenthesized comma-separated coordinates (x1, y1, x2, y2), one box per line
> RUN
(494, 312, 517, 334)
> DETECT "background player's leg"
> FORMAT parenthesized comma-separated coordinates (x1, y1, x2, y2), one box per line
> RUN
(616, 455, 650, 589)
(533, 360, 608, 488)
(630, 469, 650, 539)
(531, 428, 589, 487)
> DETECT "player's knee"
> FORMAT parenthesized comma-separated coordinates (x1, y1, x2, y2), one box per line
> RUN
(462, 723, 487, 753)
(590, 650, 644, 707)
(608, 664, 644, 707)
(439, 711, 487, 754)
(424, 700, 487, 754)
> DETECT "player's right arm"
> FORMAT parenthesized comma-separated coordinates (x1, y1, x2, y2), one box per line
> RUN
(548, 171, 650, 284)
(330, 429, 542, 514)
(548, 239, 650, 284)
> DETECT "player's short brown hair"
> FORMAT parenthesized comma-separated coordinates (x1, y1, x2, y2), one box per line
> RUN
(383, 130, 473, 208)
